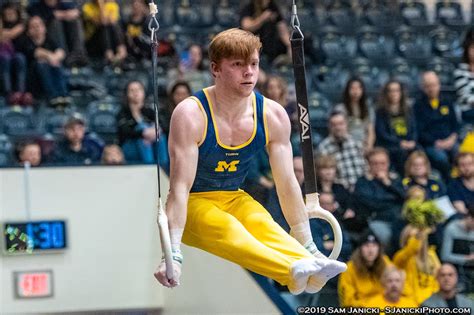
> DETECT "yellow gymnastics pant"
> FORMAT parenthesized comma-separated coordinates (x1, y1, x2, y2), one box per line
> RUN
(182, 190, 314, 285)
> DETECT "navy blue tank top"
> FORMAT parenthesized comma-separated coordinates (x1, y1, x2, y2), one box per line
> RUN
(190, 88, 268, 192)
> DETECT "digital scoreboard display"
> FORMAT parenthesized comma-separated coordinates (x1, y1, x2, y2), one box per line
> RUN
(3, 220, 67, 254)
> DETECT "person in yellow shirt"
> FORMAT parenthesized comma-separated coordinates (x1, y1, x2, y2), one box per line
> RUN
(82, 0, 127, 65)
(362, 265, 418, 312)
(393, 225, 440, 305)
(339, 232, 392, 307)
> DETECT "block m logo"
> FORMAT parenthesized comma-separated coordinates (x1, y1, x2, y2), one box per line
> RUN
(215, 160, 240, 172)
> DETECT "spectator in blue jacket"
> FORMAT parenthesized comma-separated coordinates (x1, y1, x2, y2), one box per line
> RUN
(49, 113, 103, 165)
(310, 192, 353, 262)
(354, 147, 406, 253)
(448, 152, 474, 215)
(375, 80, 418, 175)
(414, 71, 459, 181)
(403, 150, 447, 200)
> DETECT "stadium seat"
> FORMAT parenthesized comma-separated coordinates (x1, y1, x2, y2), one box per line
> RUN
(426, 57, 456, 89)
(42, 108, 75, 137)
(0, 134, 13, 167)
(363, 7, 403, 34)
(0, 106, 36, 138)
(174, 0, 214, 28)
(350, 57, 390, 99)
(357, 26, 396, 66)
(215, 0, 240, 28)
(395, 26, 433, 67)
(311, 64, 350, 103)
(86, 100, 120, 144)
(319, 27, 357, 66)
(400, 1, 433, 32)
(308, 92, 332, 145)
(430, 26, 463, 62)
(327, 6, 359, 35)
(436, 1, 466, 29)
(388, 57, 420, 95)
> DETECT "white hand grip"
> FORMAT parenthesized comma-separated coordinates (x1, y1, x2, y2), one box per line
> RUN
(157, 199, 174, 280)
(306, 193, 343, 260)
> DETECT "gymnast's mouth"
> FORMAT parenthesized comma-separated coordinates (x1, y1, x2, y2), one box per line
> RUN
(241, 82, 254, 86)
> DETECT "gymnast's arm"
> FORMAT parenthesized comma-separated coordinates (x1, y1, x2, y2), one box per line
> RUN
(265, 99, 308, 228)
(166, 99, 204, 234)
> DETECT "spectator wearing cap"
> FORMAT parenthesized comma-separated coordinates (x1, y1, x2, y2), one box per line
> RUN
(353, 147, 406, 251)
(422, 263, 474, 310)
(49, 113, 103, 165)
(414, 71, 459, 181)
(441, 206, 474, 292)
(15, 140, 42, 167)
(318, 111, 366, 190)
(338, 232, 392, 307)
(362, 266, 418, 308)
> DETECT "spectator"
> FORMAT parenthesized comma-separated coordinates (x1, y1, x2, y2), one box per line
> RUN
(415, 71, 459, 181)
(15, 141, 42, 167)
(454, 33, 474, 125)
(49, 113, 103, 165)
(393, 225, 441, 305)
(262, 75, 297, 129)
(354, 147, 406, 250)
(310, 192, 352, 262)
(122, 0, 150, 64)
(422, 263, 474, 309)
(16, 16, 69, 106)
(315, 155, 353, 211)
(117, 80, 168, 170)
(448, 152, 474, 214)
(338, 232, 391, 307)
(441, 207, 474, 292)
(403, 150, 447, 200)
(375, 80, 418, 175)
(315, 155, 360, 234)
(362, 266, 418, 308)
(167, 44, 211, 93)
(82, 0, 127, 66)
(335, 77, 375, 152)
(27, 0, 88, 67)
(160, 80, 192, 138)
(318, 111, 366, 190)
(240, 0, 290, 65)
(0, 3, 32, 106)
(101, 144, 125, 165)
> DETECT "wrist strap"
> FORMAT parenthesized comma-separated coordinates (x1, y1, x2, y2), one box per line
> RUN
(162, 249, 183, 264)
(304, 240, 318, 255)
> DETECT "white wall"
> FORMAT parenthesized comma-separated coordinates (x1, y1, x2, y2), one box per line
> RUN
(0, 166, 279, 315)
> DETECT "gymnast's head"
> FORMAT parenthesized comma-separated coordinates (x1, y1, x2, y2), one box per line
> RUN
(209, 28, 262, 66)
(209, 29, 263, 94)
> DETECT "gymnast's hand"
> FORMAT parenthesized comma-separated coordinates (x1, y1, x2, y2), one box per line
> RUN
(154, 251, 182, 288)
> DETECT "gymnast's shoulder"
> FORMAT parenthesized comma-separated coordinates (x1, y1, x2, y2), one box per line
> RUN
(169, 97, 206, 143)
(263, 97, 291, 137)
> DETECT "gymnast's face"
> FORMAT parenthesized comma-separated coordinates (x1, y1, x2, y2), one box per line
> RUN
(212, 49, 259, 97)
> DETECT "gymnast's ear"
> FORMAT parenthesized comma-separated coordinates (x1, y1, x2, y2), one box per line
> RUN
(210, 61, 219, 78)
